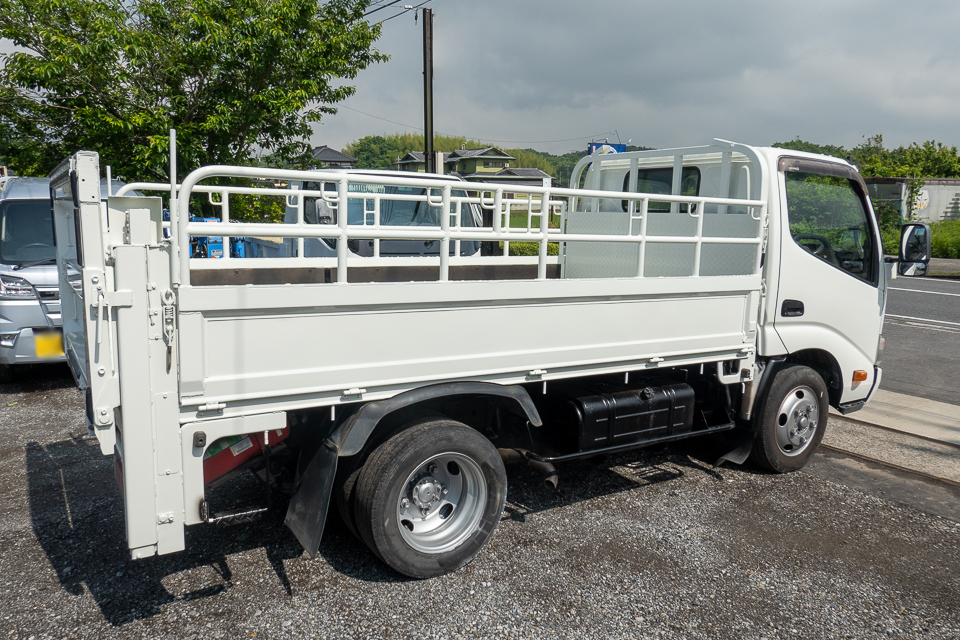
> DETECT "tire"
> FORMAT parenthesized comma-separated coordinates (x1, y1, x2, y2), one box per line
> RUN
(334, 415, 441, 540)
(333, 457, 363, 539)
(750, 364, 828, 473)
(353, 419, 507, 578)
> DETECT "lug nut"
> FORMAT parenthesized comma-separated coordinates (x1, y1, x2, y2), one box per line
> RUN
(429, 464, 439, 475)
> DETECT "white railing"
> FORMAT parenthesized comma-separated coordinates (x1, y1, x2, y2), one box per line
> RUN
(117, 145, 768, 288)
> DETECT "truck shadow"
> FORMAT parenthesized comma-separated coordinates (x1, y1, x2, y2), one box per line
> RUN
(25, 433, 750, 625)
(498, 441, 738, 523)
(1, 362, 75, 394)
(24, 437, 305, 626)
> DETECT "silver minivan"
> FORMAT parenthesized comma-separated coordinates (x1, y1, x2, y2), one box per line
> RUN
(0, 176, 124, 381)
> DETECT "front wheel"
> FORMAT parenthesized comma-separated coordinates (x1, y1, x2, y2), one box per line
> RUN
(353, 419, 507, 578)
(750, 364, 828, 473)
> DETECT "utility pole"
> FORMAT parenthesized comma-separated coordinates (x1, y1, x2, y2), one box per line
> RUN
(423, 8, 435, 173)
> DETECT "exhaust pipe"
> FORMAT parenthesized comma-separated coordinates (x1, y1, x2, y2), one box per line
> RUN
(497, 448, 558, 490)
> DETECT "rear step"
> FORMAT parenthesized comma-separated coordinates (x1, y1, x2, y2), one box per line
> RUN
(199, 502, 269, 528)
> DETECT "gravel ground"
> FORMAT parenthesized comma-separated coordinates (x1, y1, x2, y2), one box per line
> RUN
(2, 364, 959, 640)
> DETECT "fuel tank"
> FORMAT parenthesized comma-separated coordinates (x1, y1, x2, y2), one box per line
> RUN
(535, 379, 696, 453)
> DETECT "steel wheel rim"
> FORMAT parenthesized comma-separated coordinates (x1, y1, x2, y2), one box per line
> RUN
(775, 384, 819, 457)
(396, 452, 487, 554)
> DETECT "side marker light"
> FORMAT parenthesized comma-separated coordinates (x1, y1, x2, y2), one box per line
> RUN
(852, 370, 868, 382)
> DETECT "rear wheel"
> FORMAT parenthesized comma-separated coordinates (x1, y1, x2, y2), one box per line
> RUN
(353, 419, 506, 578)
(750, 364, 828, 473)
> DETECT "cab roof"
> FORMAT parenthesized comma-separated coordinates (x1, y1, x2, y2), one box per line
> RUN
(0, 177, 131, 202)
(0, 177, 50, 201)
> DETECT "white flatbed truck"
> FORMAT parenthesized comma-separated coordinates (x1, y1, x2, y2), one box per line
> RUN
(50, 140, 930, 578)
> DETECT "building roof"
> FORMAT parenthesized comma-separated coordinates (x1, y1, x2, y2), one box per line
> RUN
(397, 151, 452, 164)
(397, 147, 515, 166)
(311, 145, 357, 164)
(463, 167, 553, 183)
(447, 146, 514, 161)
(864, 176, 960, 186)
(497, 167, 552, 178)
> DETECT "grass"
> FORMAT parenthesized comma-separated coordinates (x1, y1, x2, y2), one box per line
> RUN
(876, 203, 960, 259)
(931, 219, 960, 259)
(498, 241, 560, 256)
(495, 210, 562, 256)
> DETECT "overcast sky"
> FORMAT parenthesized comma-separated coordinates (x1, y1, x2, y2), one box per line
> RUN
(314, 0, 960, 154)
(5, 1, 959, 156)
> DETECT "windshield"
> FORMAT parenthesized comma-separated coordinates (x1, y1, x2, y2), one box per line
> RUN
(306, 184, 477, 227)
(0, 199, 55, 265)
(378, 187, 475, 226)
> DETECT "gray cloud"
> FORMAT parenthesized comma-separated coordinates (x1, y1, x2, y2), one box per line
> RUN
(315, 0, 960, 153)
(8, 3, 960, 156)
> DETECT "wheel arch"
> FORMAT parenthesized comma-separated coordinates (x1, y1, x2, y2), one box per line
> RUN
(284, 382, 540, 560)
(785, 348, 843, 409)
(331, 382, 542, 457)
(750, 348, 842, 426)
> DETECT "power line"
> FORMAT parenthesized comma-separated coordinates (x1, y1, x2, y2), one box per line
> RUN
(378, 0, 432, 24)
(336, 105, 616, 146)
(364, 0, 404, 16)
(338, 105, 422, 130)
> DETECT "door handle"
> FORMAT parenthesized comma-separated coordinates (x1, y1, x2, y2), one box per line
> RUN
(781, 300, 804, 317)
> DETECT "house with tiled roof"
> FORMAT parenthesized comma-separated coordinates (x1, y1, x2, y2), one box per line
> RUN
(311, 145, 357, 168)
(395, 147, 553, 188)
(467, 166, 553, 187)
(396, 146, 514, 176)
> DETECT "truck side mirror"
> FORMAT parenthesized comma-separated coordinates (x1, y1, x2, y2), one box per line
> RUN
(897, 223, 931, 277)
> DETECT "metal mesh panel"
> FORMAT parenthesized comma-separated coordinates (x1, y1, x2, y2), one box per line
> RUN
(645, 213, 697, 237)
(702, 213, 760, 238)
(563, 210, 638, 279)
(564, 242, 639, 279)
(644, 243, 696, 277)
(699, 244, 757, 276)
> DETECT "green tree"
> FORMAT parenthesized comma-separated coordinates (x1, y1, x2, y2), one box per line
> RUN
(0, 0, 385, 179)
(772, 138, 847, 159)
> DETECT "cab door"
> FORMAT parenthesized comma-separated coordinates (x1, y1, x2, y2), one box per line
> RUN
(773, 157, 885, 405)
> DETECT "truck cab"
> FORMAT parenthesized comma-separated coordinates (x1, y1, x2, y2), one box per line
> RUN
(569, 145, 930, 414)
(50, 141, 930, 578)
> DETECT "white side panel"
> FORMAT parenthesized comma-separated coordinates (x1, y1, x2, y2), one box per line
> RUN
(179, 312, 205, 396)
(177, 275, 761, 419)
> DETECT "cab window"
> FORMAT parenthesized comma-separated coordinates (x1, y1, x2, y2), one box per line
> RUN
(621, 167, 700, 212)
(783, 171, 876, 284)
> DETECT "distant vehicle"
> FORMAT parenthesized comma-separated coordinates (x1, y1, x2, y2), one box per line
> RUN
(0, 176, 130, 382)
(289, 171, 483, 258)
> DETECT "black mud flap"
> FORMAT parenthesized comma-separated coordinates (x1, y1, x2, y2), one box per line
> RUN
(284, 440, 338, 558)
(714, 429, 755, 467)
